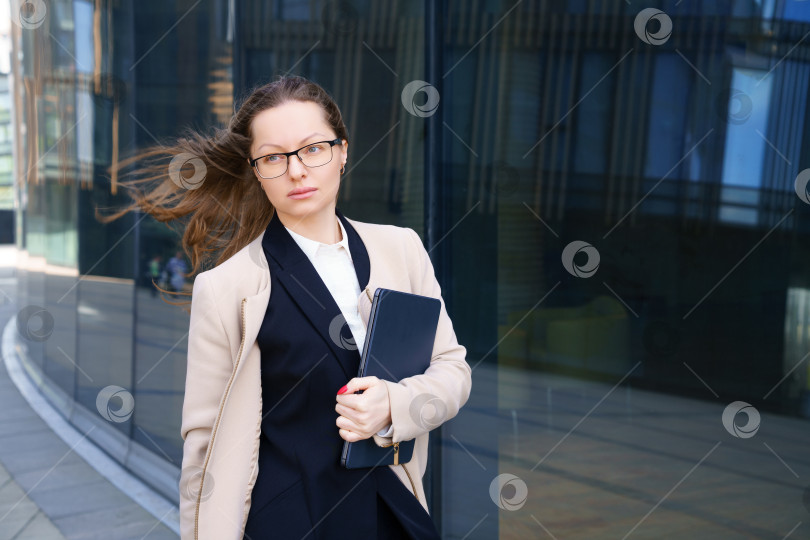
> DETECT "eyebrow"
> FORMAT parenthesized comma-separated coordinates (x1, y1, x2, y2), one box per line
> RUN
(255, 132, 329, 153)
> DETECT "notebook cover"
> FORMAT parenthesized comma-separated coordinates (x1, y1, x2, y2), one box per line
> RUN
(340, 288, 441, 469)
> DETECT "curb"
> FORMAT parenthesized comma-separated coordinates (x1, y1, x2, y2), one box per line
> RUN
(1, 315, 181, 536)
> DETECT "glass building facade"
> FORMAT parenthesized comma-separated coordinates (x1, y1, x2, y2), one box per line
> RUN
(9, 1, 810, 537)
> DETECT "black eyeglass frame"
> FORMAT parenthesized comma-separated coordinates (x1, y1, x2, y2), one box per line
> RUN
(248, 138, 343, 179)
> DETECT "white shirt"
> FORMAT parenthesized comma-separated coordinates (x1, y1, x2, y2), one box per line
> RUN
(284, 216, 393, 438)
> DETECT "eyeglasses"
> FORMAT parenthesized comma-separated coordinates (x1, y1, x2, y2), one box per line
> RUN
(249, 138, 342, 179)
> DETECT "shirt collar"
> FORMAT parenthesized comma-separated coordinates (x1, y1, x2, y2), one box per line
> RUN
(284, 215, 352, 261)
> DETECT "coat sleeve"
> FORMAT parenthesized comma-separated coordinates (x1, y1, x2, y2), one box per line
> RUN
(373, 227, 472, 446)
(179, 272, 234, 540)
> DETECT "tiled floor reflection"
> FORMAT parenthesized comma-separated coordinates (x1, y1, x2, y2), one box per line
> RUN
(455, 364, 807, 539)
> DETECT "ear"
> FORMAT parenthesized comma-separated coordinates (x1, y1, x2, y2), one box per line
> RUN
(247, 158, 260, 181)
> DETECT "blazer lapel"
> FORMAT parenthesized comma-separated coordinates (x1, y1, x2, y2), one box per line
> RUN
(261, 207, 371, 380)
(337, 207, 370, 291)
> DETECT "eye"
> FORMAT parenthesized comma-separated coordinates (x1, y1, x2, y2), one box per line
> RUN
(263, 155, 282, 163)
(306, 144, 325, 153)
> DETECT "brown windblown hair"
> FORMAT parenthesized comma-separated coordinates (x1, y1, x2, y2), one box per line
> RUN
(97, 74, 349, 307)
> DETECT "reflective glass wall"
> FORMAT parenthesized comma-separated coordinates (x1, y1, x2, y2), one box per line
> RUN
(10, 0, 810, 538)
(437, 1, 810, 538)
(11, 0, 234, 499)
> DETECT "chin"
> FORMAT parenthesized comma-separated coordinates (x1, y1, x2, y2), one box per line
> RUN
(281, 198, 329, 216)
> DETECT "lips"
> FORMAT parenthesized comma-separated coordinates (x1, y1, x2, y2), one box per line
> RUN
(288, 187, 317, 196)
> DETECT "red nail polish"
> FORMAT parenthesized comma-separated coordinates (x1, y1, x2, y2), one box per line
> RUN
(337, 385, 348, 395)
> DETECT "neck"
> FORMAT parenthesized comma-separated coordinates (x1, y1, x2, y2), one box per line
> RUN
(278, 207, 341, 244)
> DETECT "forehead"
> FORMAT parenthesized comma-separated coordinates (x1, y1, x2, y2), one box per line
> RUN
(250, 100, 331, 146)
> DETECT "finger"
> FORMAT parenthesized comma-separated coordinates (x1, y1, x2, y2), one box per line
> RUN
(336, 391, 376, 412)
(336, 393, 361, 409)
(341, 376, 378, 395)
(335, 392, 354, 407)
(338, 428, 371, 442)
(335, 401, 369, 418)
(340, 427, 370, 442)
(336, 414, 362, 433)
(336, 378, 381, 405)
(338, 428, 363, 443)
(335, 403, 356, 420)
(352, 376, 380, 391)
(338, 412, 375, 435)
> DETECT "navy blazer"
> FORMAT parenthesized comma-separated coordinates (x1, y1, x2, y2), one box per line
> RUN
(243, 207, 441, 539)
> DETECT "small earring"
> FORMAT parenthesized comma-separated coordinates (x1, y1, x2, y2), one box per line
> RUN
(340, 164, 346, 175)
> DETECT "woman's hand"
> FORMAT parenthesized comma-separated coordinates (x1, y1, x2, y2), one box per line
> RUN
(335, 376, 392, 442)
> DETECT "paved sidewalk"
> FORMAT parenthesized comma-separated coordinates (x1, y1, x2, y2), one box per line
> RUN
(0, 246, 178, 540)
(0, 460, 66, 540)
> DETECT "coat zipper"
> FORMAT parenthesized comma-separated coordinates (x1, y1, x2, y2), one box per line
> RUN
(380, 441, 400, 465)
(379, 443, 419, 504)
(400, 462, 419, 504)
(194, 297, 248, 539)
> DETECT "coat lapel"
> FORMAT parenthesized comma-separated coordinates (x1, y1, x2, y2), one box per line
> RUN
(260, 206, 372, 380)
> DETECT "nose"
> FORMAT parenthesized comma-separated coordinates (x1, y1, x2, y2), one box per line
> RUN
(287, 154, 307, 179)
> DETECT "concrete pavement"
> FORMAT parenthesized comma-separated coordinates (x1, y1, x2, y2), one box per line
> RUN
(0, 245, 178, 540)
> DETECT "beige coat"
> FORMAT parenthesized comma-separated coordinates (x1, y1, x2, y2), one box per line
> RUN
(178, 216, 472, 539)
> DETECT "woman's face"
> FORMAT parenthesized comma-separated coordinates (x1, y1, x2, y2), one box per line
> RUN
(249, 100, 348, 221)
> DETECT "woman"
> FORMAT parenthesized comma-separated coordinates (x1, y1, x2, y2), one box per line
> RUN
(103, 75, 471, 539)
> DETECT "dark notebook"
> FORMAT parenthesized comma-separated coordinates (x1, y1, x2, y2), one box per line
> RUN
(340, 288, 441, 469)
